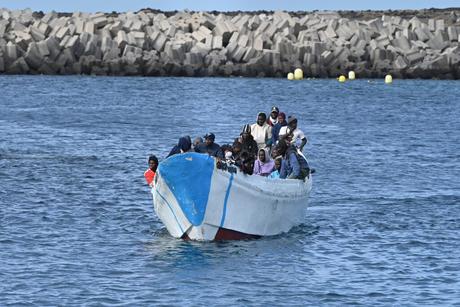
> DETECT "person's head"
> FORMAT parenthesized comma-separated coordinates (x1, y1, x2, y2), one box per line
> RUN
(257, 112, 267, 126)
(258, 148, 266, 162)
(277, 139, 288, 156)
(193, 137, 203, 148)
(288, 115, 298, 130)
(233, 141, 242, 155)
(284, 127, 294, 143)
(148, 155, 158, 172)
(274, 157, 282, 171)
(179, 136, 192, 152)
(270, 106, 279, 119)
(242, 156, 255, 175)
(241, 124, 251, 140)
(271, 146, 279, 159)
(204, 133, 215, 146)
(278, 112, 286, 125)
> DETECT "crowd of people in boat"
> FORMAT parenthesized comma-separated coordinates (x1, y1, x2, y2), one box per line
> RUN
(144, 106, 312, 186)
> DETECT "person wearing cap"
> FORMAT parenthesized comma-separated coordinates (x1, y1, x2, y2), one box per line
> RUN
(279, 115, 307, 152)
(144, 155, 158, 187)
(194, 133, 224, 159)
(271, 112, 287, 145)
(250, 112, 272, 151)
(267, 106, 280, 126)
(233, 124, 258, 159)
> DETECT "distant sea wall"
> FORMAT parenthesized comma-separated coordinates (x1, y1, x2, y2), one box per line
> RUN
(0, 8, 459, 78)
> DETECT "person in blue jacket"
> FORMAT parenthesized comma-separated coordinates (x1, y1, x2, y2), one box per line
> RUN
(194, 133, 224, 159)
(278, 138, 310, 180)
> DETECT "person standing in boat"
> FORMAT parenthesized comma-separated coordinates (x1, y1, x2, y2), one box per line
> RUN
(194, 133, 224, 159)
(267, 106, 280, 126)
(279, 115, 307, 152)
(251, 112, 272, 150)
(253, 148, 275, 176)
(271, 112, 287, 145)
(166, 136, 192, 158)
(144, 155, 158, 187)
(234, 124, 258, 159)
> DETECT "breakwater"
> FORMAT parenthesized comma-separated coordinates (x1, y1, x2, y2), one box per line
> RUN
(0, 8, 459, 78)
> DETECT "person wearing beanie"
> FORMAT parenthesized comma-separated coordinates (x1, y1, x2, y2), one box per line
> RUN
(267, 106, 280, 126)
(233, 124, 258, 159)
(279, 115, 307, 152)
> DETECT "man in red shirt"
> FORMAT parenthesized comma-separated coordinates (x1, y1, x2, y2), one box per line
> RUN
(144, 155, 158, 187)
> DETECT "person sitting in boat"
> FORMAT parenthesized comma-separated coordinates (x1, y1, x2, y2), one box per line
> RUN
(271, 112, 287, 145)
(278, 139, 310, 180)
(194, 133, 224, 159)
(250, 112, 272, 150)
(166, 135, 192, 158)
(279, 115, 307, 152)
(239, 151, 255, 175)
(192, 136, 203, 150)
(268, 157, 282, 179)
(267, 106, 280, 126)
(253, 148, 275, 176)
(144, 155, 158, 187)
(234, 124, 258, 159)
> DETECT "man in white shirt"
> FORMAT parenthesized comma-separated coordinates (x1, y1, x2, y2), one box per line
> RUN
(279, 115, 307, 152)
(250, 112, 272, 150)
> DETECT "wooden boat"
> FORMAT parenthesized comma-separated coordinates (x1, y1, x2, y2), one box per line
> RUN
(151, 152, 312, 240)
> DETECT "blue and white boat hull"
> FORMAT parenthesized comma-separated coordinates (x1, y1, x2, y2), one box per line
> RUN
(151, 152, 312, 240)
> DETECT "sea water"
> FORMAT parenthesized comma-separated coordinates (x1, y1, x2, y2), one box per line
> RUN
(0, 75, 459, 305)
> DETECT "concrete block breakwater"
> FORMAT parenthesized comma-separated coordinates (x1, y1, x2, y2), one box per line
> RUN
(0, 8, 459, 78)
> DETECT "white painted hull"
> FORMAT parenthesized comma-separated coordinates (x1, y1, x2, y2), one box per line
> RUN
(152, 152, 312, 241)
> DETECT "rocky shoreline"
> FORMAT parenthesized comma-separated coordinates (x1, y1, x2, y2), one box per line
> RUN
(0, 8, 459, 78)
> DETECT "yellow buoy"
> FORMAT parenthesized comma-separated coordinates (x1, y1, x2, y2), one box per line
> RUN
(348, 71, 356, 80)
(287, 72, 294, 80)
(338, 75, 346, 83)
(294, 68, 303, 80)
(385, 74, 393, 84)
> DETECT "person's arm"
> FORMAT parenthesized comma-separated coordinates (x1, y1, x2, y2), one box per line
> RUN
(299, 138, 307, 152)
(287, 152, 300, 179)
(280, 159, 287, 179)
(266, 125, 273, 146)
(216, 146, 224, 159)
(253, 161, 260, 175)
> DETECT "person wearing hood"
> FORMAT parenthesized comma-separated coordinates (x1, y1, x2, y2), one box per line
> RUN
(250, 112, 272, 150)
(166, 135, 192, 158)
(271, 112, 287, 145)
(233, 124, 258, 159)
(267, 106, 280, 126)
(194, 133, 224, 159)
(253, 148, 275, 176)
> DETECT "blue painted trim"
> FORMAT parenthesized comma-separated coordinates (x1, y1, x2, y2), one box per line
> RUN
(220, 173, 234, 228)
(156, 189, 185, 234)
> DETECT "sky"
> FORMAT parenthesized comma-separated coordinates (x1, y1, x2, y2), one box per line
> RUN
(1, 0, 459, 13)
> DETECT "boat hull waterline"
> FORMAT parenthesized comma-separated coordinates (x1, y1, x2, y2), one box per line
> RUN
(151, 152, 312, 241)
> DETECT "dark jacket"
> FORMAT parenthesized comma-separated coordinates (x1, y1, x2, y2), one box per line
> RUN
(195, 142, 224, 159)
(234, 136, 258, 159)
(167, 136, 192, 158)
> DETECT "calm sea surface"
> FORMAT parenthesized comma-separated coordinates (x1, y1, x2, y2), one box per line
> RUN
(0, 75, 459, 305)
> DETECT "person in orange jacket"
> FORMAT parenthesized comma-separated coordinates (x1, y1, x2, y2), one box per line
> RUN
(144, 155, 158, 187)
